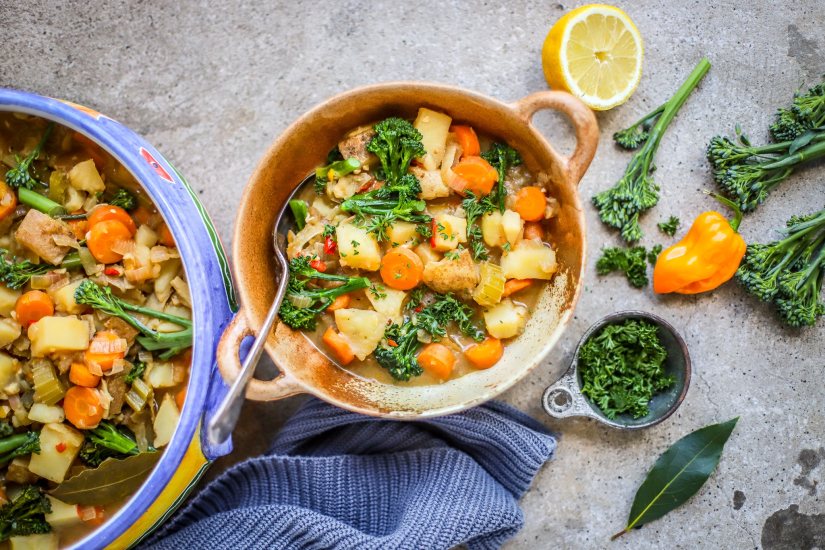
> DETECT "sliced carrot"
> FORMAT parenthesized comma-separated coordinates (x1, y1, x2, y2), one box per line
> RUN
(513, 186, 547, 222)
(64, 386, 104, 429)
(175, 386, 187, 410)
(0, 181, 17, 222)
(380, 247, 424, 290)
(451, 156, 498, 196)
(132, 205, 152, 226)
(451, 125, 480, 157)
(417, 343, 456, 380)
(502, 279, 534, 298)
(67, 210, 89, 240)
(88, 205, 137, 235)
(523, 222, 545, 241)
(326, 293, 352, 312)
(465, 337, 504, 369)
(15, 291, 54, 327)
(69, 362, 101, 388)
(158, 222, 176, 248)
(322, 326, 355, 365)
(87, 219, 132, 264)
(84, 330, 126, 372)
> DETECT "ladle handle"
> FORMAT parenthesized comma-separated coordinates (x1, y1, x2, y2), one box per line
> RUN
(208, 255, 300, 446)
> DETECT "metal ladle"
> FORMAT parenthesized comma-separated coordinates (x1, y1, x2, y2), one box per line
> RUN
(206, 173, 315, 447)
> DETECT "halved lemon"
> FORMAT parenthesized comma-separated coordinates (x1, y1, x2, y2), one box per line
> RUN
(542, 4, 643, 111)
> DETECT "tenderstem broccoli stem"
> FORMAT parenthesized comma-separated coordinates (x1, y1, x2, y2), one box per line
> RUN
(644, 58, 711, 170)
(757, 139, 825, 171)
(18, 188, 65, 217)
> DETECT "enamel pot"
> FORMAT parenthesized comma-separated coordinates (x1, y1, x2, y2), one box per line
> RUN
(218, 82, 599, 417)
(0, 89, 237, 549)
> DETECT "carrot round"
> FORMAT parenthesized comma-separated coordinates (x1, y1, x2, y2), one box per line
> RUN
(465, 337, 503, 369)
(87, 219, 132, 264)
(452, 156, 498, 196)
(15, 291, 54, 327)
(322, 326, 355, 365)
(175, 386, 187, 410)
(84, 330, 126, 372)
(523, 222, 545, 241)
(69, 362, 101, 388)
(451, 125, 480, 157)
(0, 181, 17, 222)
(88, 205, 136, 235)
(380, 247, 424, 290)
(513, 186, 547, 221)
(158, 222, 176, 248)
(417, 343, 456, 380)
(502, 279, 534, 298)
(326, 293, 352, 312)
(64, 386, 104, 429)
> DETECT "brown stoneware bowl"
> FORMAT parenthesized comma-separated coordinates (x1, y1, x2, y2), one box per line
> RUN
(217, 82, 598, 417)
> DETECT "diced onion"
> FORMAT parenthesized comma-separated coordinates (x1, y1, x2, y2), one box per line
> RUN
(170, 276, 191, 308)
(287, 294, 313, 309)
(108, 358, 128, 375)
(150, 246, 179, 263)
(111, 239, 136, 256)
(78, 247, 99, 276)
(53, 234, 80, 249)
(90, 335, 128, 355)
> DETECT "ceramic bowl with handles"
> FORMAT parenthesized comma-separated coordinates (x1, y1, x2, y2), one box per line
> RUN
(0, 88, 237, 549)
(218, 82, 599, 417)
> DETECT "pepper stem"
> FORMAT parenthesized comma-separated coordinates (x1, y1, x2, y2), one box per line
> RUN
(704, 191, 743, 232)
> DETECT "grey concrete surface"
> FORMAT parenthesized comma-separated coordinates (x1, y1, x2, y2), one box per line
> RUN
(2, 1, 824, 548)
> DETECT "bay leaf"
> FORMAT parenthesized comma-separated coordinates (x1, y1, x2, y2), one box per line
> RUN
(50, 451, 160, 506)
(612, 417, 739, 540)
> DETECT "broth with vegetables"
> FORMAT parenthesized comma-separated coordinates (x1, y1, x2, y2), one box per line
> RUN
(0, 113, 191, 548)
(281, 107, 560, 385)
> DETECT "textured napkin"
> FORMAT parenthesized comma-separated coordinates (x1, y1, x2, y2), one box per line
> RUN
(144, 398, 556, 550)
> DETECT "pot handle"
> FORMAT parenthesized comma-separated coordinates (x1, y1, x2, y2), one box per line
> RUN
(511, 91, 599, 185)
(216, 311, 303, 401)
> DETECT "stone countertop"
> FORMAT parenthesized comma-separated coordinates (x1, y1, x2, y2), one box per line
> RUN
(2, 1, 824, 547)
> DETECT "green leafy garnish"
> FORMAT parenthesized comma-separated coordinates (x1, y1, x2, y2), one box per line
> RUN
(596, 246, 650, 288)
(657, 216, 680, 236)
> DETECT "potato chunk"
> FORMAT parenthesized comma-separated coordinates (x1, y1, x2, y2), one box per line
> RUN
(336, 221, 382, 271)
(414, 242, 441, 266)
(0, 352, 18, 390)
(0, 319, 21, 348)
(153, 393, 180, 448)
(51, 280, 85, 315)
(28, 316, 90, 357)
(0, 286, 21, 317)
(500, 240, 558, 280)
(334, 308, 389, 360)
(410, 166, 451, 200)
(45, 496, 81, 529)
(483, 299, 528, 339)
(28, 422, 83, 483)
(422, 248, 479, 293)
(431, 213, 467, 252)
(481, 211, 505, 247)
(413, 108, 452, 170)
(501, 210, 524, 246)
(10, 533, 58, 550)
(387, 221, 418, 247)
(15, 210, 76, 265)
(366, 284, 407, 324)
(68, 158, 105, 193)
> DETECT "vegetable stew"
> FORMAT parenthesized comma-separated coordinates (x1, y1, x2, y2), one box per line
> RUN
(281, 108, 561, 384)
(0, 113, 191, 548)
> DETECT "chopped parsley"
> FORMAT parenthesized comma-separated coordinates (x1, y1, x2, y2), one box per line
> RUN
(657, 216, 680, 237)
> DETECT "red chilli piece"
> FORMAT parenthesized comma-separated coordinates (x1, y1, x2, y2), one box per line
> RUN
(55, 442, 67, 453)
(309, 258, 327, 273)
(324, 236, 337, 255)
(104, 267, 119, 276)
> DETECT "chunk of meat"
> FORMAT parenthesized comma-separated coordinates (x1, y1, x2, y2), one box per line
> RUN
(104, 316, 140, 345)
(422, 248, 479, 294)
(15, 210, 77, 265)
(338, 125, 376, 164)
(410, 166, 451, 200)
(106, 374, 127, 417)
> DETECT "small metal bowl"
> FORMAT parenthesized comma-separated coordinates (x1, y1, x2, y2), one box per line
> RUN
(542, 311, 691, 430)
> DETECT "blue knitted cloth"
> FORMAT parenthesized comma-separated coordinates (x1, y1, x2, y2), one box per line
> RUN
(145, 398, 556, 550)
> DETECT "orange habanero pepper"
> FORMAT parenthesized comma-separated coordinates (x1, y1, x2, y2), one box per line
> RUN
(653, 194, 746, 294)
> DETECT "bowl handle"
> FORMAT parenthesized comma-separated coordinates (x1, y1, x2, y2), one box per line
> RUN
(216, 311, 303, 401)
(542, 367, 598, 420)
(511, 91, 599, 184)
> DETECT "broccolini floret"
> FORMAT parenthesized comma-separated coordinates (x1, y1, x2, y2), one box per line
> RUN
(278, 256, 370, 330)
(4, 123, 53, 191)
(481, 142, 522, 211)
(367, 117, 426, 185)
(74, 280, 192, 358)
(374, 322, 423, 381)
(593, 58, 710, 242)
(612, 103, 665, 150)
(0, 486, 51, 541)
(79, 421, 151, 467)
(341, 174, 431, 241)
(109, 189, 137, 210)
(736, 207, 825, 327)
(770, 79, 825, 141)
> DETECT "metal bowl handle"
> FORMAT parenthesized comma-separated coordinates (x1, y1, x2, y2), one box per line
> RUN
(511, 91, 599, 185)
(542, 367, 598, 420)
(216, 311, 303, 401)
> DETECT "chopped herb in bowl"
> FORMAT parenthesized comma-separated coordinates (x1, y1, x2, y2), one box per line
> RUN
(578, 319, 675, 419)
